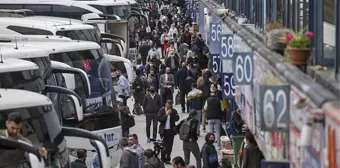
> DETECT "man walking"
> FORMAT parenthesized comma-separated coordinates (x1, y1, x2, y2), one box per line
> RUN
(158, 100, 179, 164)
(71, 149, 87, 168)
(176, 62, 194, 113)
(159, 67, 175, 105)
(176, 110, 202, 168)
(187, 83, 203, 135)
(119, 137, 139, 168)
(203, 91, 225, 147)
(143, 86, 162, 142)
(115, 70, 131, 106)
(144, 149, 165, 168)
(139, 40, 151, 65)
(132, 69, 147, 115)
(128, 134, 145, 168)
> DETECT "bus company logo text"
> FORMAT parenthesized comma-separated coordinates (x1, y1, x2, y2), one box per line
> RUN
(99, 133, 118, 143)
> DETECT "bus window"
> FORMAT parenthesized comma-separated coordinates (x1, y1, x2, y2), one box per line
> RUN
(0, 5, 24, 9)
(24, 5, 51, 13)
(7, 25, 53, 35)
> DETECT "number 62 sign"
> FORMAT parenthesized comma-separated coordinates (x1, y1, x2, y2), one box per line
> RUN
(259, 85, 290, 132)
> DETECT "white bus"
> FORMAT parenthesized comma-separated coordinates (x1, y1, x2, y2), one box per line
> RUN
(0, 88, 111, 168)
(0, 35, 131, 167)
(0, 14, 127, 59)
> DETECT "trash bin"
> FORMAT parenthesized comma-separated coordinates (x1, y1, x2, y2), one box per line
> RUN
(230, 135, 244, 166)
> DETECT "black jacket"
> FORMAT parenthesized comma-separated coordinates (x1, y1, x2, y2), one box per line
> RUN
(205, 96, 222, 120)
(143, 93, 162, 115)
(176, 67, 193, 91)
(241, 144, 264, 168)
(201, 143, 219, 168)
(158, 107, 179, 135)
(71, 159, 87, 168)
(139, 44, 151, 57)
(165, 55, 179, 70)
(176, 117, 198, 142)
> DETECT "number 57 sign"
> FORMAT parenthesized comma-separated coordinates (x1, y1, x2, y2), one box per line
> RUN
(259, 85, 290, 132)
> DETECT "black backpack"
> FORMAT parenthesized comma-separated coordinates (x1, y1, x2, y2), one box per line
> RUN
(220, 158, 232, 168)
(133, 77, 145, 93)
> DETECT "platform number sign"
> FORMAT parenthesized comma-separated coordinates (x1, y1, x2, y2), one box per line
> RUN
(220, 34, 234, 59)
(259, 85, 290, 132)
(222, 73, 236, 98)
(210, 54, 220, 74)
(232, 52, 254, 85)
(209, 23, 222, 54)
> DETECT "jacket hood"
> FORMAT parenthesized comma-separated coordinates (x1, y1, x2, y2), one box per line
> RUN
(146, 156, 161, 166)
(188, 89, 202, 97)
(125, 146, 137, 154)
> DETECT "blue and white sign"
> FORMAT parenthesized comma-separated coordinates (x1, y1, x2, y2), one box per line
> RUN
(209, 23, 222, 54)
(232, 52, 254, 85)
(258, 85, 290, 132)
(210, 54, 220, 74)
(198, 2, 205, 35)
(220, 34, 234, 59)
(221, 73, 236, 98)
(261, 160, 290, 168)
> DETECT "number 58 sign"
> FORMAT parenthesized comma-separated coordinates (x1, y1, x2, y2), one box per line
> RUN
(259, 85, 290, 132)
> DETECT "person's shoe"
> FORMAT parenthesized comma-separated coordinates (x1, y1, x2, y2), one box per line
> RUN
(147, 138, 151, 143)
(203, 129, 206, 132)
(164, 161, 171, 165)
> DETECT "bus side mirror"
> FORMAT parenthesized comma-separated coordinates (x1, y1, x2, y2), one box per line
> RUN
(68, 94, 84, 121)
(62, 127, 110, 168)
(52, 67, 91, 98)
(0, 136, 45, 168)
(90, 140, 111, 168)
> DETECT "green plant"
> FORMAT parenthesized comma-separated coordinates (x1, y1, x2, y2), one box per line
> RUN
(285, 29, 314, 48)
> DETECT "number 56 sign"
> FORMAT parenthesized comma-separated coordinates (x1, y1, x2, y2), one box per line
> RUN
(259, 85, 290, 132)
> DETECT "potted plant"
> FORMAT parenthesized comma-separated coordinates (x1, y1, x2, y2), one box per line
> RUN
(264, 22, 289, 55)
(284, 30, 314, 65)
(265, 22, 284, 32)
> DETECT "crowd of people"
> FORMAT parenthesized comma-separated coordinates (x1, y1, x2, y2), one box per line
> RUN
(72, 2, 264, 168)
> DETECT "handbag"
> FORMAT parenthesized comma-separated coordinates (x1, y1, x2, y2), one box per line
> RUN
(124, 115, 135, 129)
(175, 91, 181, 105)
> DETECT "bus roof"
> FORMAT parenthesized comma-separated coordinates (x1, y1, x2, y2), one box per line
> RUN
(0, 34, 100, 55)
(0, 16, 94, 34)
(0, 89, 52, 110)
(0, 57, 39, 73)
(0, 0, 103, 14)
(75, 0, 130, 6)
(16, 40, 101, 53)
(0, 43, 50, 59)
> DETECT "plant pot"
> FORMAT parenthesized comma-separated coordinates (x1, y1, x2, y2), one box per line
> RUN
(286, 48, 312, 65)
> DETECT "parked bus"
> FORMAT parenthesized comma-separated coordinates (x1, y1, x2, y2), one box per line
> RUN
(0, 88, 110, 168)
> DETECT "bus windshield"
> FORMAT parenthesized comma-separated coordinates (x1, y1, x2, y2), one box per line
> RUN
(56, 29, 101, 44)
(91, 5, 131, 19)
(0, 105, 70, 168)
(49, 49, 115, 111)
(23, 57, 52, 80)
(0, 69, 45, 92)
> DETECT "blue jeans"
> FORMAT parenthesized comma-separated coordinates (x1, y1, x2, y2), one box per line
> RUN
(207, 119, 221, 145)
(196, 110, 202, 134)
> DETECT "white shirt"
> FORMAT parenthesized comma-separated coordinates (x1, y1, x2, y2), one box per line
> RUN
(150, 93, 155, 99)
(165, 115, 171, 129)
